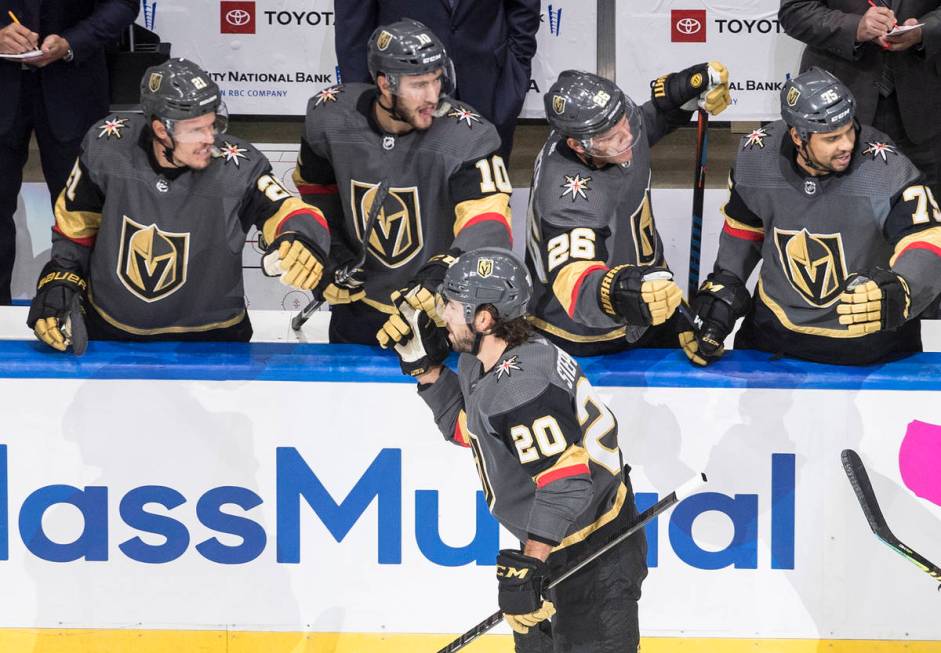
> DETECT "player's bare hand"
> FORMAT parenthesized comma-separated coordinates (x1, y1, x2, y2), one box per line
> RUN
(856, 7, 896, 42)
(26, 34, 71, 68)
(880, 18, 923, 51)
(0, 23, 39, 54)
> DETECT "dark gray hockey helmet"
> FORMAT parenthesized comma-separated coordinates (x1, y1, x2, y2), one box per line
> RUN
(442, 248, 532, 323)
(545, 70, 642, 145)
(781, 67, 856, 141)
(367, 19, 455, 95)
(140, 58, 223, 122)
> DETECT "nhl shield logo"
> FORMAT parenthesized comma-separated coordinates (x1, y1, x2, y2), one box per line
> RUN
(351, 180, 423, 268)
(773, 227, 848, 307)
(552, 95, 566, 115)
(148, 72, 163, 93)
(477, 257, 494, 278)
(117, 216, 190, 302)
(786, 87, 801, 107)
(376, 30, 393, 51)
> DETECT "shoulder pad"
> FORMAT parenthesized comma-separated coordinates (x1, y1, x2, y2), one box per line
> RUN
(484, 340, 569, 414)
(82, 112, 147, 160)
(855, 124, 921, 189)
(733, 120, 787, 188)
(424, 100, 501, 161)
(211, 135, 266, 176)
(533, 139, 621, 230)
(304, 83, 372, 140)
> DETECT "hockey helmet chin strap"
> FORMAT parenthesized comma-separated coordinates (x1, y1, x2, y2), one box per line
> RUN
(797, 120, 859, 174)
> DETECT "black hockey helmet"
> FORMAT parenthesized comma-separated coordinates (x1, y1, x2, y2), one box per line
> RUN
(545, 70, 642, 148)
(781, 67, 856, 141)
(442, 248, 531, 324)
(367, 19, 455, 95)
(140, 58, 228, 140)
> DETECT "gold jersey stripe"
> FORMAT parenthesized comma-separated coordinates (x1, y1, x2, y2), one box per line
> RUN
(453, 193, 511, 237)
(758, 278, 864, 339)
(552, 482, 628, 552)
(722, 205, 764, 234)
(361, 295, 397, 314)
(527, 315, 628, 343)
(88, 288, 246, 336)
(889, 225, 941, 266)
(54, 192, 102, 240)
(551, 260, 607, 317)
(533, 444, 589, 487)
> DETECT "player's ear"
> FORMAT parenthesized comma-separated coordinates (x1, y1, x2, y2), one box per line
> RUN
(788, 127, 802, 148)
(376, 73, 392, 98)
(566, 137, 585, 155)
(475, 306, 497, 334)
(152, 119, 169, 141)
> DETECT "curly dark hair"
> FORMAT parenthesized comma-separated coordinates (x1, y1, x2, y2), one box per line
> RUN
(481, 305, 532, 349)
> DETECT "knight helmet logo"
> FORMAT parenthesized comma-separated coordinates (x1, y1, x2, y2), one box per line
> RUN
(786, 87, 801, 107)
(477, 258, 494, 278)
(376, 30, 393, 51)
(773, 227, 848, 307)
(552, 95, 566, 115)
(117, 216, 190, 302)
(148, 72, 163, 93)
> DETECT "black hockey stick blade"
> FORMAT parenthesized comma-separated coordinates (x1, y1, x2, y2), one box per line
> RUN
(291, 179, 391, 331)
(435, 473, 708, 653)
(841, 449, 941, 586)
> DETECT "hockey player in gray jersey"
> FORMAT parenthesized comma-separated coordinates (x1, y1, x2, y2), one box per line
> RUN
(681, 68, 941, 366)
(293, 19, 512, 345)
(525, 67, 731, 356)
(389, 248, 647, 652)
(26, 58, 330, 351)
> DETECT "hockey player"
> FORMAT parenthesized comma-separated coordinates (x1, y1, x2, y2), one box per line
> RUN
(293, 18, 512, 345)
(525, 66, 731, 356)
(27, 58, 330, 351)
(681, 68, 941, 366)
(389, 247, 648, 652)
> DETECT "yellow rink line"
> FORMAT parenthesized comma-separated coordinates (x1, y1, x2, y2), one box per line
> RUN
(0, 630, 939, 652)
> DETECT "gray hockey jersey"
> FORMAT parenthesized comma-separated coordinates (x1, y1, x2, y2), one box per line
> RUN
(418, 336, 627, 554)
(50, 113, 330, 336)
(295, 83, 512, 315)
(525, 101, 688, 354)
(715, 120, 941, 363)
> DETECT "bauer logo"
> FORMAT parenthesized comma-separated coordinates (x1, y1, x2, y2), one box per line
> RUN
(0, 445, 795, 571)
(221, 1, 255, 34)
(672, 9, 707, 43)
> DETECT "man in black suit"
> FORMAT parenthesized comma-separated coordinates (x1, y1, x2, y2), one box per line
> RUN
(334, 0, 540, 161)
(0, 0, 138, 305)
(779, 0, 941, 203)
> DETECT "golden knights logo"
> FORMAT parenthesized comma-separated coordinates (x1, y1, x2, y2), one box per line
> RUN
(376, 30, 393, 51)
(148, 72, 163, 93)
(477, 257, 494, 278)
(351, 180, 423, 268)
(117, 216, 190, 302)
(786, 87, 801, 107)
(629, 189, 658, 265)
(552, 95, 566, 115)
(773, 227, 848, 307)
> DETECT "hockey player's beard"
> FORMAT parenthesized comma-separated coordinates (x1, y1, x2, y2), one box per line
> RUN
(447, 324, 478, 354)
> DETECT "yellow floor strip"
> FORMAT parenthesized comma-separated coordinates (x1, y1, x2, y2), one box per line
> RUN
(0, 629, 938, 653)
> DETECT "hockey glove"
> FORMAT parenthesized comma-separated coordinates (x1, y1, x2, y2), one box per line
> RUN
(322, 265, 366, 305)
(384, 299, 450, 376)
(652, 61, 731, 116)
(27, 263, 88, 355)
(599, 265, 683, 326)
(261, 233, 326, 291)
(837, 268, 911, 335)
(679, 271, 751, 366)
(496, 550, 556, 635)
(400, 249, 461, 323)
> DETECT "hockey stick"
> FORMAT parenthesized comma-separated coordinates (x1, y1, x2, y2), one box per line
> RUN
(291, 179, 390, 331)
(687, 109, 709, 295)
(436, 472, 708, 653)
(841, 449, 941, 587)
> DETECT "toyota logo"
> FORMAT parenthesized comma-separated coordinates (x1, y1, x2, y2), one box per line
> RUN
(675, 17, 702, 34)
(226, 9, 251, 26)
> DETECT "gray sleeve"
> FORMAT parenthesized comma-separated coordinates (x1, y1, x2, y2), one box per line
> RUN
(640, 100, 693, 149)
(417, 367, 467, 446)
(526, 476, 593, 545)
(778, 0, 862, 62)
